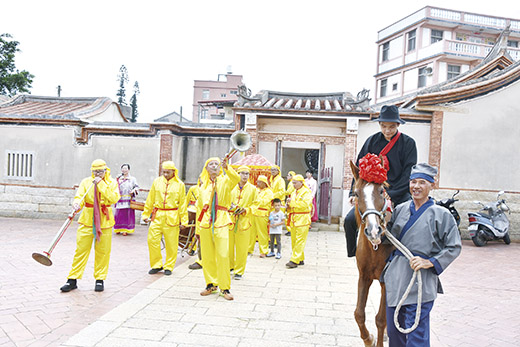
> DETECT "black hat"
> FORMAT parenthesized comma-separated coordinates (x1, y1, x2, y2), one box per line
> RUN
(372, 105, 405, 124)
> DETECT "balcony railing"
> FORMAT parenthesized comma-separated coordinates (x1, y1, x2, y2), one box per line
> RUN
(444, 39, 520, 61)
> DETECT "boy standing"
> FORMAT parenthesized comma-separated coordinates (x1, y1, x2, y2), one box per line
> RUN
(267, 198, 285, 259)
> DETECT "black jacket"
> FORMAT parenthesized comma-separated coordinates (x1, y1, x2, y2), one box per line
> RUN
(350, 131, 417, 205)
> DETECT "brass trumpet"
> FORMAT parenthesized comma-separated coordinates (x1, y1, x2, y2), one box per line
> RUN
(224, 130, 252, 161)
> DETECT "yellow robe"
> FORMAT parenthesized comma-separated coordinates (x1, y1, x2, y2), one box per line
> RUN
(143, 175, 188, 271)
(68, 174, 120, 280)
(229, 181, 257, 275)
(270, 174, 286, 201)
(197, 166, 240, 290)
(249, 187, 274, 255)
(285, 179, 295, 233)
(287, 186, 313, 264)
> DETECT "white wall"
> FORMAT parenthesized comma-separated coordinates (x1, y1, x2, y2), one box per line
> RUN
(440, 79, 520, 191)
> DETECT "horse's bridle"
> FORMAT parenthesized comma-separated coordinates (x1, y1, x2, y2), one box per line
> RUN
(356, 198, 390, 250)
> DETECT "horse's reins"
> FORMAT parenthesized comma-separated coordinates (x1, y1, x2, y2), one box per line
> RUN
(358, 196, 423, 334)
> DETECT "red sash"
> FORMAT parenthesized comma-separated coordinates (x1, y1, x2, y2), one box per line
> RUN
(379, 132, 401, 171)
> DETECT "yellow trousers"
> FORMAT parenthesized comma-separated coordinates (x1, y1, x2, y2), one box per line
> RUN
(290, 225, 309, 263)
(147, 212, 180, 271)
(68, 224, 112, 280)
(200, 226, 230, 290)
(250, 215, 269, 255)
(229, 224, 250, 275)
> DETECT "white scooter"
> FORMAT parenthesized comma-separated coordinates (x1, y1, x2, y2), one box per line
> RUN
(467, 191, 511, 247)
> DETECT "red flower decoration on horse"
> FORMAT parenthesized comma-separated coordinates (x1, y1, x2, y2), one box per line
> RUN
(358, 153, 387, 184)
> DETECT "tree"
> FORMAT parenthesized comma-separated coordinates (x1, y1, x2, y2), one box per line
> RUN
(129, 81, 140, 123)
(0, 33, 34, 96)
(116, 65, 128, 105)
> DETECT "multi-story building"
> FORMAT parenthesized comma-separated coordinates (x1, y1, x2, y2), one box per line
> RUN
(375, 6, 520, 103)
(192, 73, 243, 124)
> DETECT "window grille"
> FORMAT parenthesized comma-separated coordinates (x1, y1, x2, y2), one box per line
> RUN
(447, 65, 461, 80)
(408, 30, 416, 52)
(380, 79, 387, 97)
(431, 30, 443, 44)
(5, 151, 35, 180)
(382, 42, 389, 62)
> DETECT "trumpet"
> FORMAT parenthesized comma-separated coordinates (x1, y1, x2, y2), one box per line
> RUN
(32, 182, 94, 266)
(224, 130, 252, 161)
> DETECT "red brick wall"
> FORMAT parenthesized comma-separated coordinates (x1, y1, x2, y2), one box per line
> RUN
(429, 111, 443, 186)
(159, 133, 173, 174)
(343, 134, 357, 189)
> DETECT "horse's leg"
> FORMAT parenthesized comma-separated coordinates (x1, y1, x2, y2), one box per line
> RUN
(355, 276, 375, 347)
(375, 282, 387, 347)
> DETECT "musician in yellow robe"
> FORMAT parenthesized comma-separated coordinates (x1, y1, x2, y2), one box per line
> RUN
(60, 159, 120, 293)
(285, 170, 296, 236)
(285, 174, 313, 268)
(142, 161, 188, 276)
(249, 175, 274, 257)
(229, 165, 257, 280)
(197, 157, 240, 300)
(269, 165, 286, 202)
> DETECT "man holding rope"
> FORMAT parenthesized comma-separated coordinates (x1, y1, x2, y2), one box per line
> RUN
(60, 159, 120, 293)
(383, 163, 461, 346)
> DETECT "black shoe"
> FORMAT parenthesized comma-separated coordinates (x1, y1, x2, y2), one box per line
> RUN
(95, 280, 104, 292)
(60, 279, 77, 292)
(299, 261, 305, 265)
(164, 270, 172, 276)
(188, 262, 202, 270)
(148, 267, 163, 274)
(286, 261, 298, 269)
(285, 231, 291, 236)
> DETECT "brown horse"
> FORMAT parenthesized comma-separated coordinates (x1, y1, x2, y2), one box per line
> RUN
(350, 161, 394, 347)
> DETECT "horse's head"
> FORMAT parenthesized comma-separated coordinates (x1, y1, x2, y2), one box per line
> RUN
(350, 160, 389, 248)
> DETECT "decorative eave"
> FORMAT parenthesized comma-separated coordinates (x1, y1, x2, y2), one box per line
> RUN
(455, 55, 514, 84)
(414, 60, 520, 106)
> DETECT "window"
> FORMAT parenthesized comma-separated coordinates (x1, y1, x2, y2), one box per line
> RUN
(418, 67, 429, 87)
(199, 109, 208, 119)
(507, 40, 518, 48)
(202, 90, 209, 100)
(230, 90, 238, 95)
(392, 83, 398, 91)
(380, 79, 387, 97)
(382, 42, 389, 62)
(431, 29, 443, 44)
(220, 93, 227, 98)
(407, 30, 416, 52)
(5, 150, 34, 180)
(447, 65, 461, 80)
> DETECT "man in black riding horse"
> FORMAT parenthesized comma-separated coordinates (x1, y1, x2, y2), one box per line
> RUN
(344, 105, 417, 257)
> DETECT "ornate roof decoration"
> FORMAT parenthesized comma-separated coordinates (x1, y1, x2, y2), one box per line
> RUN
(234, 85, 373, 113)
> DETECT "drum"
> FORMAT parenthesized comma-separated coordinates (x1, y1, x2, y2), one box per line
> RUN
(178, 211, 197, 253)
(130, 200, 145, 211)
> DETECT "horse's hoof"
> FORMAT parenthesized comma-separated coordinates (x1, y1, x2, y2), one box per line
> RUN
(364, 334, 375, 347)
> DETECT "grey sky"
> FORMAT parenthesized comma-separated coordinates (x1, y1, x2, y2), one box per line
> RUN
(3, 0, 519, 122)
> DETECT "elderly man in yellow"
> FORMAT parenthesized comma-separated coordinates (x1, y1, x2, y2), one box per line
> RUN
(60, 159, 120, 293)
(197, 157, 240, 301)
(269, 165, 286, 202)
(285, 174, 313, 269)
(248, 175, 274, 257)
(285, 170, 296, 236)
(142, 161, 188, 276)
(229, 165, 257, 280)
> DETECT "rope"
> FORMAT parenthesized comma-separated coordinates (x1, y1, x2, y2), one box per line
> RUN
(384, 230, 423, 334)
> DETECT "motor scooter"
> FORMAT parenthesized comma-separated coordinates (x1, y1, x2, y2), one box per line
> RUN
(467, 190, 511, 247)
(436, 190, 460, 229)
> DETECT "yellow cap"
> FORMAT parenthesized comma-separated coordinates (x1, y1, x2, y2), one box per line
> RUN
(257, 175, 269, 186)
(288, 171, 296, 176)
(292, 174, 305, 182)
(237, 165, 250, 173)
(91, 159, 107, 171)
(162, 161, 176, 170)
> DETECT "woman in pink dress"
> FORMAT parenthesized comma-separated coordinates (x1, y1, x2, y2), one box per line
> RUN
(114, 164, 139, 235)
(305, 170, 319, 222)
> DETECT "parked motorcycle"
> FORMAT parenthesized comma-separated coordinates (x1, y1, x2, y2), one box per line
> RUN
(467, 190, 511, 247)
(436, 190, 461, 229)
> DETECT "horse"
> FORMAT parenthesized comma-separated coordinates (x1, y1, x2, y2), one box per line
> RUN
(350, 160, 394, 347)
